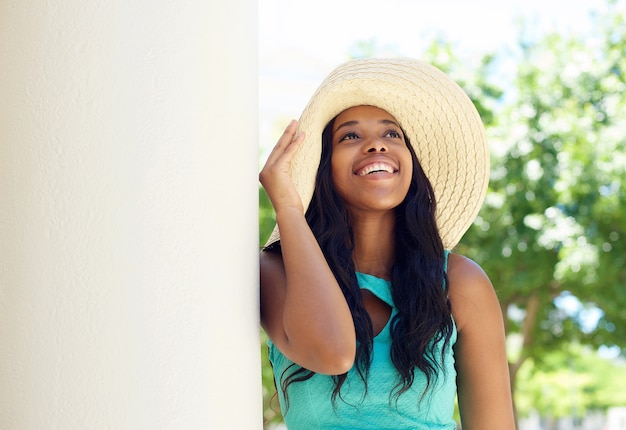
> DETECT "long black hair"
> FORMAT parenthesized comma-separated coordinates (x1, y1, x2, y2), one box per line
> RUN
(265, 114, 454, 408)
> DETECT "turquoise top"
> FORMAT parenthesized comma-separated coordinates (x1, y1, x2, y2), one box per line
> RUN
(268, 252, 457, 429)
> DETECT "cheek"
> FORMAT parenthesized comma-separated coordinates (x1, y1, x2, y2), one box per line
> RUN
(330, 151, 348, 183)
(330, 154, 354, 203)
(401, 171, 413, 195)
(401, 153, 414, 192)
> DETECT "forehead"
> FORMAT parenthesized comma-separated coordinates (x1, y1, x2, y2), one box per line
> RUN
(332, 105, 399, 128)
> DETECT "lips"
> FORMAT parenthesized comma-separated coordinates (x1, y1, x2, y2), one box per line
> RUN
(354, 156, 399, 177)
(357, 162, 397, 176)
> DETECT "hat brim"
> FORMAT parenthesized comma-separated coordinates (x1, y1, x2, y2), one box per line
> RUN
(265, 58, 489, 250)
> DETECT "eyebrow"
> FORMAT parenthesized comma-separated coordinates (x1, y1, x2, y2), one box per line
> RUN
(332, 119, 401, 137)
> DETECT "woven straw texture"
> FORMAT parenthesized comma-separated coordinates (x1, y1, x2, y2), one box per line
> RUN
(266, 58, 489, 250)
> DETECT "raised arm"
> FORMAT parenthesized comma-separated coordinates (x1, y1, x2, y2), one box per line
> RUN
(259, 120, 355, 375)
(447, 253, 516, 429)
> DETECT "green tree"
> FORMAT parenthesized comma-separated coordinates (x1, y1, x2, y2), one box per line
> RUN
(259, 186, 275, 247)
(456, 1, 626, 422)
(516, 344, 626, 421)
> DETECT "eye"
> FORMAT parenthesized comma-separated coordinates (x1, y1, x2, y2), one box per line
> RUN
(385, 130, 402, 139)
(339, 131, 360, 141)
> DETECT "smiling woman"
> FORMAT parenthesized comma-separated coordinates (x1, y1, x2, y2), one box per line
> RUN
(329, 106, 413, 219)
(258, 58, 515, 429)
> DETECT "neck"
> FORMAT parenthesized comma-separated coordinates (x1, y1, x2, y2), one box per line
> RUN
(350, 211, 396, 280)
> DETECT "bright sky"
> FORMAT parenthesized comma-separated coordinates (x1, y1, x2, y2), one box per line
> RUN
(258, 0, 613, 154)
(259, 0, 603, 63)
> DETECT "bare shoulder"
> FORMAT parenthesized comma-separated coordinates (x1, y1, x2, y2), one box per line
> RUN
(446, 253, 500, 333)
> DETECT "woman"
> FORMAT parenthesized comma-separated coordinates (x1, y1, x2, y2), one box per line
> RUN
(259, 58, 515, 429)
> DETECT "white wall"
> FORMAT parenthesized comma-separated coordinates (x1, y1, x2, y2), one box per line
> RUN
(0, 0, 260, 428)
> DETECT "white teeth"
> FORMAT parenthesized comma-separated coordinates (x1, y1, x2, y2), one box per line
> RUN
(358, 163, 395, 176)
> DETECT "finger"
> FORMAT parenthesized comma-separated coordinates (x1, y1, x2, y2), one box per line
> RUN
(265, 120, 302, 165)
(282, 130, 306, 157)
(273, 120, 299, 151)
(269, 130, 305, 168)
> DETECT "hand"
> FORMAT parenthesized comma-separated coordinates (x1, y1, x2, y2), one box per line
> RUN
(259, 120, 306, 214)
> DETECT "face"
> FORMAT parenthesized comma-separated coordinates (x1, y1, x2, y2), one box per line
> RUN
(330, 105, 413, 214)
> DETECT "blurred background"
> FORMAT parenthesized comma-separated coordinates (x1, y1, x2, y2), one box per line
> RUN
(258, 0, 626, 429)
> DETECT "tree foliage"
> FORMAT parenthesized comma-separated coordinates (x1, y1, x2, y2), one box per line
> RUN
(516, 344, 626, 419)
(459, 0, 626, 360)
(453, 1, 626, 419)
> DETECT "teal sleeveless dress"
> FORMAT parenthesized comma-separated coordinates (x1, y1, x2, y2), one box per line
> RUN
(268, 252, 457, 429)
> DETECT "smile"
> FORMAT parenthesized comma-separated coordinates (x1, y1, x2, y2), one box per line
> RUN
(356, 162, 397, 176)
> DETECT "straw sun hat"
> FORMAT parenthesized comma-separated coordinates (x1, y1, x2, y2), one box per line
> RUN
(266, 57, 489, 250)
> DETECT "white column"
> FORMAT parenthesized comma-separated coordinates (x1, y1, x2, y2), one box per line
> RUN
(0, 0, 260, 429)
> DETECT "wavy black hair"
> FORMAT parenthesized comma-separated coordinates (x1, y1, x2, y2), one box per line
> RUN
(265, 114, 454, 409)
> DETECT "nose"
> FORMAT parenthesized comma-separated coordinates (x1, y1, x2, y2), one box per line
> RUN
(366, 138, 387, 153)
